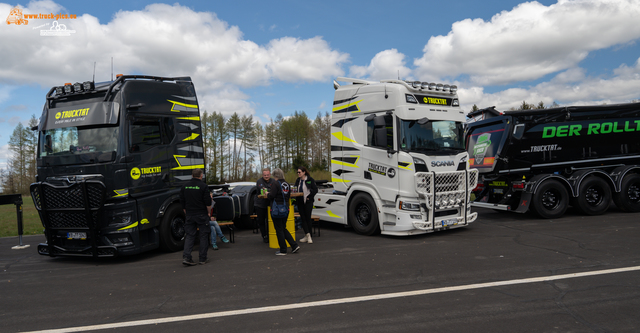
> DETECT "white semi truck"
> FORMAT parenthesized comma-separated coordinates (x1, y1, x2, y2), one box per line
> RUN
(313, 77, 478, 236)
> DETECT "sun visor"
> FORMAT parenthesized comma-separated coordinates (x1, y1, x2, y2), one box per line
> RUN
(41, 102, 120, 130)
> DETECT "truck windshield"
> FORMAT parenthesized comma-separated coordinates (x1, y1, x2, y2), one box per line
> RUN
(39, 125, 119, 163)
(399, 119, 464, 152)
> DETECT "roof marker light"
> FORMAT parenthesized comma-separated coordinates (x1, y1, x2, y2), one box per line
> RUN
(63, 83, 73, 94)
(82, 81, 94, 91)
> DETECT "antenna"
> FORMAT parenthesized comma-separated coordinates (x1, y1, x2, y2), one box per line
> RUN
(398, 70, 400, 80)
(111, 57, 113, 81)
(92, 62, 96, 82)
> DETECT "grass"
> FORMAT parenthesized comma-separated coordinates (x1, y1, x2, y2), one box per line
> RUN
(0, 195, 43, 238)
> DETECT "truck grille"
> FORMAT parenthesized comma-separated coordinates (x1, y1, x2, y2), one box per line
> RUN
(415, 170, 479, 209)
(30, 181, 106, 230)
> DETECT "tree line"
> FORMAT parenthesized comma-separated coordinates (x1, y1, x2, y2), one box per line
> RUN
(200, 110, 332, 184)
(0, 111, 332, 194)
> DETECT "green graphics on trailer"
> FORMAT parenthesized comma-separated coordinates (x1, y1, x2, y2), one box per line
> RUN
(473, 133, 491, 164)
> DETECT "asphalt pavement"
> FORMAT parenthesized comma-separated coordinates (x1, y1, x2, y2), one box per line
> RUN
(1, 207, 639, 332)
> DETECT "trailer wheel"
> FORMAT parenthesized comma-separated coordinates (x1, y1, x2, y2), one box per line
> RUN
(613, 174, 640, 212)
(531, 179, 569, 219)
(348, 193, 380, 235)
(236, 193, 256, 229)
(160, 204, 185, 252)
(575, 177, 611, 216)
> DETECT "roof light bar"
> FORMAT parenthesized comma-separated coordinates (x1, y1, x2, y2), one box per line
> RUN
(63, 83, 73, 94)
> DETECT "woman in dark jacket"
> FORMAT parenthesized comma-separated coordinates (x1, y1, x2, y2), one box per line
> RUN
(267, 168, 300, 255)
(294, 166, 318, 244)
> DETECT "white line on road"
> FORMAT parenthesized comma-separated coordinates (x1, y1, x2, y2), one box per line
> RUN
(26, 265, 640, 333)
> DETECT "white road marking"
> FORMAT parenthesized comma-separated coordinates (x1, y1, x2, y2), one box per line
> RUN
(26, 265, 640, 333)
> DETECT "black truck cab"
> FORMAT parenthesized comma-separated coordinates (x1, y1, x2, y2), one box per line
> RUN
(31, 75, 204, 257)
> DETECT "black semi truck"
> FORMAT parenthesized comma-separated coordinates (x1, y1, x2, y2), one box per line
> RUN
(30, 75, 207, 257)
(466, 103, 640, 219)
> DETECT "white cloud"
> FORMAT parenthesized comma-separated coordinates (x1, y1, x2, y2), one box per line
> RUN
(318, 101, 326, 109)
(460, 57, 640, 111)
(414, 0, 640, 86)
(0, 1, 349, 117)
(349, 49, 411, 80)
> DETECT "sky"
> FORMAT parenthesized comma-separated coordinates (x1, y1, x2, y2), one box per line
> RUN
(1, 0, 640, 169)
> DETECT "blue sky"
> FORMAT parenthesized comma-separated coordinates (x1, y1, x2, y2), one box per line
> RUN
(1, 0, 640, 169)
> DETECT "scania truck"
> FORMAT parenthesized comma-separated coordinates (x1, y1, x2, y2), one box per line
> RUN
(30, 75, 205, 257)
(313, 78, 478, 235)
(466, 103, 640, 218)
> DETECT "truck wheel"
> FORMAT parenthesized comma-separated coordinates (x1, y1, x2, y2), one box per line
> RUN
(348, 193, 380, 235)
(613, 174, 640, 212)
(530, 179, 569, 219)
(575, 177, 611, 216)
(236, 192, 256, 229)
(160, 204, 185, 252)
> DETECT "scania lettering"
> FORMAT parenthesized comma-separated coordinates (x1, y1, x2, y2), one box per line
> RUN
(30, 75, 205, 257)
(313, 78, 478, 236)
(466, 103, 640, 218)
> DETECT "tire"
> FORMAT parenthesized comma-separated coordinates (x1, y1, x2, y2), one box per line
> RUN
(160, 204, 185, 252)
(348, 193, 380, 235)
(613, 173, 640, 212)
(575, 176, 611, 216)
(235, 192, 256, 229)
(530, 179, 569, 219)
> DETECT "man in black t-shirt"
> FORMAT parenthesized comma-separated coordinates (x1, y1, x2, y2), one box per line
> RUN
(255, 167, 275, 243)
(180, 168, 212, 266)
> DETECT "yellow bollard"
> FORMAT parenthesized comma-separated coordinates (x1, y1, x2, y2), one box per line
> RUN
(268, 201, 296, 249)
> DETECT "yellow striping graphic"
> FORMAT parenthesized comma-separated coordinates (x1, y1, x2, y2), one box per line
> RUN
(331, 156, 360, 168)
(398, 163, 413, 170)
(327, 211, 341, 218)
(167, 99, 198, 112)
(183, 133, 200, 141)
(176, 116, 200, 121)
(332, 131, 358, 143)
(331, 177, 351, 183)
(171, 155, 205, 170)
(118, 221, 138, 231)
(332, 99, 363, 113)
(112, 189, 128, 197)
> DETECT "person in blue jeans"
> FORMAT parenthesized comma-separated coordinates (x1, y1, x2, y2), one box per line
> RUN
(209, 218, 230, 250)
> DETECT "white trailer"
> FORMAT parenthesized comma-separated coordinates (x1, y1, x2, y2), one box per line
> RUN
(314, 77, 478, 236)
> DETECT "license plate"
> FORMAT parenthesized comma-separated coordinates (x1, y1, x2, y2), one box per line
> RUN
(67, 232, 87, 239)
(442, 218, 457, 226)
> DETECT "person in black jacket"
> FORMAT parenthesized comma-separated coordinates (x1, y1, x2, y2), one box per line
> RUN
(180, 168, 212, 266)
(267, 168, 300, 256)
(255, 167, 275, 243)
(294, 166, 318, 244)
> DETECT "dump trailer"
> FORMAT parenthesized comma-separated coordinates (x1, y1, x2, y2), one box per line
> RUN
(313, 77, 478, 236)
(466, 103, 640, 218)
(30, 75, 205, 257)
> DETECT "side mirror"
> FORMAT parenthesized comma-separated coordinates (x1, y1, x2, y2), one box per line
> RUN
(513, 124, 525, 140)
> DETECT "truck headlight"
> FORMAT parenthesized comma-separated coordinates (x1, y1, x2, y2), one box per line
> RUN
(399, 201, 421, 211)
(413, 157, 428, 172)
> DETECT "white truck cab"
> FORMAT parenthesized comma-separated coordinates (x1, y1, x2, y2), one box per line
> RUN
(314, 77, 478, 235)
